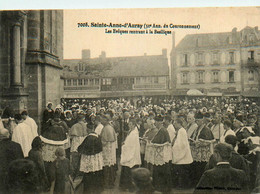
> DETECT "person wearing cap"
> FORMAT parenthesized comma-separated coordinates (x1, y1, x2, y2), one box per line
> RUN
(132, 167, 160, 194)
(12, 114, 34, 157)
(78, 123, 104, 194)
(28, 136, 49, 192)
(194, 143, 248, 194)
(233, 118, 244, 134)
(99, 107, 105, 116)
(72, 110, 78, 121)
(163, 115, 176, 143)
(21, 110, 38, 139)
(0, 127, 23, 193)
(42, 102, 54, 134)
(210, 113, 224, 141)
(190, 112, 214, 141)
(147, 116, 172, 193)
(237, 126, 259, 190)
(64, 110, 75, 128)
(205, 135, 249, 179)
(120, 110, 130, 141)
(220, 120, 236, 143)
(141, 118, 157, 169)
(148, 111, 155, 121)
(119, 118, 141, 192)
(236, 126, 256, 155)
(6, 159, 39, 193)
(186, 113, 198, 139)
(248, 114, 259, 136)
(189, 111, 214, 187)
(172, 118, 193, 189)
(55, 104, 65, 120)
(69, 113, 88, 179)
(50, 147, 71, 194)
(94, 115, 104, 136)
(100, 113, 117, 189)
(85, 107, 93, 123)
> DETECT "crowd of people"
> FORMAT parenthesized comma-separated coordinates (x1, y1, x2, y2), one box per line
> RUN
(0, 96, 259, 194)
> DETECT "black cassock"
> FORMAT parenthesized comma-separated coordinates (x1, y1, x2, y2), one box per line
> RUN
(78, 133, 104, 194)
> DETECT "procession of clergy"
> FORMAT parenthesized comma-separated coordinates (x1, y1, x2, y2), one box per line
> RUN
(0, 96, 259, 194)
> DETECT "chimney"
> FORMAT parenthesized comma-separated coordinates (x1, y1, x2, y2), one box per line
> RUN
(231, 27, 238, 43)
(144, 53, 147, 56)
(82, 49, 91, 60)
(99, 51, 106, 59)
(162, 49, 167, 58)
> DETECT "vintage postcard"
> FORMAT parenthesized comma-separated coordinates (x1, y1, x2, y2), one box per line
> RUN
(0, 6, 259, 194)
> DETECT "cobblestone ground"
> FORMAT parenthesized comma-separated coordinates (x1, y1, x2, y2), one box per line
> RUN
(73, 164, 194, 194)
(103, 167, 194, 194)
(43, 159, 195, 194)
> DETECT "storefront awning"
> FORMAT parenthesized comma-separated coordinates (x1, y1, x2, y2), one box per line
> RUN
(187, 89, 205, 96)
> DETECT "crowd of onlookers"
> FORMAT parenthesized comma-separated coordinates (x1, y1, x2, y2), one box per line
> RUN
(0, 96, 259, 194)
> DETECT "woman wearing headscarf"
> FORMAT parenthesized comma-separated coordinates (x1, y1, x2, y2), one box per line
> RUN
(42, 102, 54, 134)
(50, 147, 71, 194)
(28, 136, 49, 192)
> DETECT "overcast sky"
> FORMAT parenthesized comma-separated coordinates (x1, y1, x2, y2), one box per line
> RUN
(63, 7, 260, 59)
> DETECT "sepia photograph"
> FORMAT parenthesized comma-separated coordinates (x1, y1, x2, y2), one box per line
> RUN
(0, 6, 259, 194)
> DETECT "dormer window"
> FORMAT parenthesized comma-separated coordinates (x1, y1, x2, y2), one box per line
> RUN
(228, 36, 232, 44)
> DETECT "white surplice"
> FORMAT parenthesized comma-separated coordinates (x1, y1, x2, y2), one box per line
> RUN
(24, 116, 38, 139)
(95, 123, 104, 136)
(120, 127, 141, 168)
(12, 122, 34, 157)
(172, 127, 193, 165)
(167, 124, 176, 143)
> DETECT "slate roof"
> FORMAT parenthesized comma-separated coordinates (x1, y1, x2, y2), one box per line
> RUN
(177, 32, 239, 50)
(63, 54, 169, 78)
(176, 26, 260, 50)
(100, 56, 169, 77)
